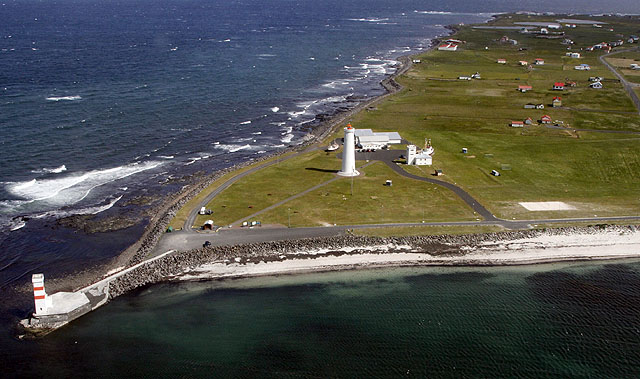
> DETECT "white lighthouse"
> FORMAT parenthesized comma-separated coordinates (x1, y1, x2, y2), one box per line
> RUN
(32, 273, 51, 315)
(338, 124, 359, 177)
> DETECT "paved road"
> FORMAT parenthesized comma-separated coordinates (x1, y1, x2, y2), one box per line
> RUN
(599, 48, 640, 114)
(371, 150, 500, 222)
(153, 215, 640, 254)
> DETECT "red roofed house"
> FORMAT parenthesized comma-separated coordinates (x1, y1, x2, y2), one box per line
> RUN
(540, 115, 553, 124)
(553, 82, 565, 90)
(511, 121, 524, 127)
(518, 85, 533, 92)
(552, 97, 562, 107)
(497, 58, 507, 64)
(519, 60, 528, 66)
(438, 43, 458, 51)
(524, 117, 533, 125)
(535, 58, 545, 65)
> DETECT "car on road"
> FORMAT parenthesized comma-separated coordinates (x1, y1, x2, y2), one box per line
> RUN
(203, 241, 211, 248)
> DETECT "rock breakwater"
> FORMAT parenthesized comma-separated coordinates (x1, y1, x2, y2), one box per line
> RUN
(108, 225, 639, 299)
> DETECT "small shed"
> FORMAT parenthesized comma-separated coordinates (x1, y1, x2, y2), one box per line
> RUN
(497, 59, 507, 64)
(552, 97, 562, 107)
(203, 220, 214, 230)
(385, 180, 393, 186)
(510, 121, 524, 128)
(535, 58, 545, 65)
(434, 169, 443, 176)
(590, 81, 603, 89)
(462, 147, 468, 153)
(491, 170, 500, 176)
(519, 60, 528, 66)
(524, 103, 537, 109)
(524, 117, 533, 125)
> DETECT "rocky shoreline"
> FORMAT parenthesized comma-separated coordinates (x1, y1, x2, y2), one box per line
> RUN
(107, 225, 640, 300)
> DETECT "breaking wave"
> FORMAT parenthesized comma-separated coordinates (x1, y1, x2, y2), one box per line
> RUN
(213, 144, 253, 153)
(46, 95, 82, 101)
(31, 165, 67, 174)
(2, 161, 162, 214)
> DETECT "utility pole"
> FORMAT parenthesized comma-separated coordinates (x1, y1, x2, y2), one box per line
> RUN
(288, 207, 291, 228)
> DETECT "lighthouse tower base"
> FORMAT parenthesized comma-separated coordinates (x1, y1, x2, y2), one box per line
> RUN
(337, 169, 360, 177)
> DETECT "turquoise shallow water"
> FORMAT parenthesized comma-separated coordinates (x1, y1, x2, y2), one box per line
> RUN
(8, 260, 640, 377)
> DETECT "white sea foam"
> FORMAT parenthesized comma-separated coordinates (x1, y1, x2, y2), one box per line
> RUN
(31, 165, 67, 174)
(30, 195, 124, 222)
(414, 10, 453, 15)
(347, 18, 389, 22)
(414, 10, 497, 17)
(46, 95, 82, 101)
(9, 220, 26, 231)
(270, 107, 280, 112)
(4, 161, 162, 209)
(281, 134, 294, 143)
(252, 131, 262, 135)
(213, 144, 252, 153)
(158, 155, 174, 159)
(239, 120, 252, 125)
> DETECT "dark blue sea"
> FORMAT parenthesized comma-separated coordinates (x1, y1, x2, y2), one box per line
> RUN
(1, 0, 640, 373)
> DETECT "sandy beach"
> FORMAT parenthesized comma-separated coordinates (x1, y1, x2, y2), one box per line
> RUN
(176, 227, 640, 282)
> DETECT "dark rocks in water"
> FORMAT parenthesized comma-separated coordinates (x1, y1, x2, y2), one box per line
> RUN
(56, 214, 140, 234)
(346, 94, 368, 101)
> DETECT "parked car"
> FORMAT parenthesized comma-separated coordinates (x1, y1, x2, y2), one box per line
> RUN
(203, 241, 211, 248)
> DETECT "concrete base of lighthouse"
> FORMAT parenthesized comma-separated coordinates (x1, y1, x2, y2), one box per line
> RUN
(337, 169, 360, 177)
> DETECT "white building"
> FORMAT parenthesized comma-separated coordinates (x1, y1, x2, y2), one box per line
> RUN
(406, 141, 434, 166)
(590, 81, 603, 89)
(354, 129, 402, 150)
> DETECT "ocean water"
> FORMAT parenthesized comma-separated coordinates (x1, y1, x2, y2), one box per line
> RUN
(3, 261, 640, 376)
(1, 0, 640, 369)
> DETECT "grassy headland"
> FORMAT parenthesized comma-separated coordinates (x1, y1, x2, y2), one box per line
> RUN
(176, 14, 640, 232)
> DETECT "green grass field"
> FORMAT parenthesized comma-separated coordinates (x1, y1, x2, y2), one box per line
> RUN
(181, 14, 640, 232)
(605, 51, 640, 84)
(255, 162, 478, 227)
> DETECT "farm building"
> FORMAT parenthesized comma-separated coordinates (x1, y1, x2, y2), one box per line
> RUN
(535, 58, 545, 65)
(510, 121, 525, 128)
(497, 58, 507, 64)
(518, 85, 533, 92)
(552, 97, 562, 107)
(540, 115, 553, 124)
(553, 82, 565, 90)
(590, 81, 603, 89)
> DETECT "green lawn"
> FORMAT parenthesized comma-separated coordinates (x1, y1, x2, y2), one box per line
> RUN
(255, 162, 478, 227)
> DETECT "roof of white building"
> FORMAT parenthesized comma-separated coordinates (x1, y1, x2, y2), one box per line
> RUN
(354, 129, 402, 143)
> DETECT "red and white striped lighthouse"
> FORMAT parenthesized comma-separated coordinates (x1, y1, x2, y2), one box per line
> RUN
(32, 273, 49, 315)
